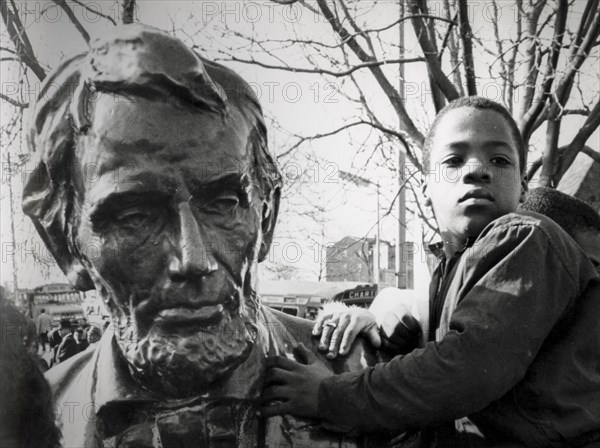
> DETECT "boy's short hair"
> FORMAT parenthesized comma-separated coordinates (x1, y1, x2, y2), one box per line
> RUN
(422, 96, 526, 174)
(519, 187, 600, 236)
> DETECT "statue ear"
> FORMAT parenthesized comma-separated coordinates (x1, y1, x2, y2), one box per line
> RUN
(258, 187, 280, 262)
(23, 161, 95, 291)
(421, 178, 432, 207)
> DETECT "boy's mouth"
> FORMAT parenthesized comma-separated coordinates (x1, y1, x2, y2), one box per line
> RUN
(459, 189, 494, 203)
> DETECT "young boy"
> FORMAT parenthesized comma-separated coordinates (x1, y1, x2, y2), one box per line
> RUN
(312, 188, 600, 362)
(262, 97, 600, 447)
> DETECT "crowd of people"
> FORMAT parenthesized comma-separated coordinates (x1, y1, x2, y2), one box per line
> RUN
(35, 311, 104, 370)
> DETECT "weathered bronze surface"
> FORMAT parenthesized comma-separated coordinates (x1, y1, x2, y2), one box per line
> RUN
(24, 24, 391, 447)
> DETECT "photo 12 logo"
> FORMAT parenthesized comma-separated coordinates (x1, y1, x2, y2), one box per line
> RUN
(14, 1, 138, 25)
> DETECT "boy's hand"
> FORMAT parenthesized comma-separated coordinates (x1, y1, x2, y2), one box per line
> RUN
(261, 343, 333, 418)
(379, 313, 423, 356)
(369, 289, 426, 356)
(312, 307, 381, 359)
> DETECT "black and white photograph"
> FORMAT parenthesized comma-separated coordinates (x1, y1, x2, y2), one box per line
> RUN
(1, 1, 599, 447)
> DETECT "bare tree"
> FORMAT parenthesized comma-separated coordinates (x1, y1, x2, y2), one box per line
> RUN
(205, 0, 599, 223)
(1, 0, 598, 284)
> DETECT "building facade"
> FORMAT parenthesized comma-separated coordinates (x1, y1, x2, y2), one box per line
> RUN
(17, 283, 84, 320)
(325, 236, 413, 288)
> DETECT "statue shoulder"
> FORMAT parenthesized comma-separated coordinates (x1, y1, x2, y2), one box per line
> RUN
(45, 347, 95, 398)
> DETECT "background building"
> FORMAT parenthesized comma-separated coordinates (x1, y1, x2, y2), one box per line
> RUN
(325, 237, 414, 288)
(16, 283, 84, 321)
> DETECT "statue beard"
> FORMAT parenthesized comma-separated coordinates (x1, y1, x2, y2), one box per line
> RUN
(114, 293, 260, 398)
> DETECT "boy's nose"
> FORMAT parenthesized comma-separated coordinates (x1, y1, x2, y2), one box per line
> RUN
(463, 158, 492, 183)
(168, 203, 218, 281)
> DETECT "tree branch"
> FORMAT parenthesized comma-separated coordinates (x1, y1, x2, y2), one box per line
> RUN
(554, 6, 600, 105)
(421, 0, 446, 111)
(526, 156, 543, 182)
(505, 0, 524, 110)
(553, 99, 600, 182)
(70, 0, 116, 25)
(409, 0, 460, 102)
(220, 54, 424, 77)
(457, 0, 476, 95)
(0, 93, 29, 108)
(520, 0, 567, 144)
(279, 120, 421, 171)
(580, 146, 600, 164)
(517, 0, 546, 123)
(121, 0, 136, 24)
(52, 0, 90, 43)
(539, 113, 563, 186)
(566, 0, 599, 61)
(442, 0, 464, 96)
(315, 0, 425, 147)
(1, 0, 46, 80)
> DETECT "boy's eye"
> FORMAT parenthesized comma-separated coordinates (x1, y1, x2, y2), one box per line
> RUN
(491, 157, 511, 166)
(443, 156, 463, 167)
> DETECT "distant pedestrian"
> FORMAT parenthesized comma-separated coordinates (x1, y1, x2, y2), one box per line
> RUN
(74, 328, 89, 352)
(78, 317, 90, 340)
(36, 308, 53, 353)
(87, 325, 102, 345)
(53, 319, 79, 365)
(47, 324, 62, 362)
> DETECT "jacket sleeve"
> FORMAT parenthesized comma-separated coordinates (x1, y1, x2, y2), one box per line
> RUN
(318, 221, 580, 432)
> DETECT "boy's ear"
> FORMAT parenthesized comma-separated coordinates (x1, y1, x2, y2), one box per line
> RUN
(421, 177, 432, 207)
(519, 177, 529, 203)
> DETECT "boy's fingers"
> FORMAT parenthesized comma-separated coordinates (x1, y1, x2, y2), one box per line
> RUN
(319, 314, 340, 351)
(262, 385, 291, 402)
(381, 328, 418, 355)
(266, 355, 299, 370)
(264, 366, 295, 385)
(364, 326, 381, 349)
(293, 342, 316, 364)
(327, 315, 351, 358)
(388, 322, 411, 344)
(313, 313, 332, 336)
(401, 314, 422, 334)
(260, 401, 291, 417)
(380, 338, 402, 355)
(339, 322, 362, 355)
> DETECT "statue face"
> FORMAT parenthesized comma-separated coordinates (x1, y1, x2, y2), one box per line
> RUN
(73, 94, 265, 396)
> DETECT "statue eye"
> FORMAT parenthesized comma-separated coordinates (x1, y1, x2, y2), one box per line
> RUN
(115, 208, 154, 229)
(207, 194, 239, 214)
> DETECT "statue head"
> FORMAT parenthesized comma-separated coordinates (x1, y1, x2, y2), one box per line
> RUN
(23, 24, 282, 397)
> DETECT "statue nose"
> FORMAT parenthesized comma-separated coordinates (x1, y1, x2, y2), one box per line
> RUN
(168, 203, 217, 280)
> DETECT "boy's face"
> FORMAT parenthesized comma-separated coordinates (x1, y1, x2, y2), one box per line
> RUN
(424, 107, 526, 248)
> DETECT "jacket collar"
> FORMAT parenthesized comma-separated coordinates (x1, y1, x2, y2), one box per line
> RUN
(428, 237, 477, 261)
